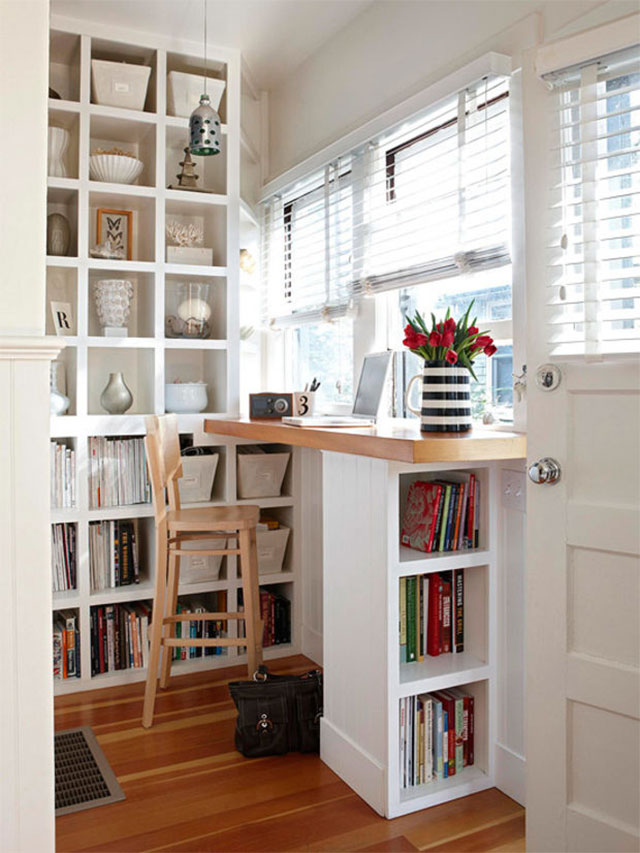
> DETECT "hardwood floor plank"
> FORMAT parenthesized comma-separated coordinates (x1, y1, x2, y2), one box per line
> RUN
(54, 657, 526, 853)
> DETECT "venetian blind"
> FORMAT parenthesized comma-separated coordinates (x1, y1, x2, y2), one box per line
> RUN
(545, 47, 640, 355)
(261, 73, 511, 326)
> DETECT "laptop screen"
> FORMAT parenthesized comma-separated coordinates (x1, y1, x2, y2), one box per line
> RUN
(352, 352, 392, 417)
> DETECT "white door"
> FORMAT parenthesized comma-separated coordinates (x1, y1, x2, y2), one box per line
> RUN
(523, 27, 640, 852)
(526, 359, 640, 852)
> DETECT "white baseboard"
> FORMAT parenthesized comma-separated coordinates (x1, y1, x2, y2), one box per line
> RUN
(320, 717, 386, 816)
(302, 625, 323, 665)
(495, 742, 525, 806)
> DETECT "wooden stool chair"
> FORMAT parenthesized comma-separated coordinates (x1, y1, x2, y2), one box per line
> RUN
(142, 414, 263, 728)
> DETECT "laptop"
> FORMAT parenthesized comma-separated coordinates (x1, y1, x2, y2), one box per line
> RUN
(282, 351, 392, 427)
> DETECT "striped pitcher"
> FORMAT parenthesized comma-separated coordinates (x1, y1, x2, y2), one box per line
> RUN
(405, 360, 472, 433)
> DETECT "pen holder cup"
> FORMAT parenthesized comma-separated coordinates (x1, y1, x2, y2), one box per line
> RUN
(293, 391, 316, 417)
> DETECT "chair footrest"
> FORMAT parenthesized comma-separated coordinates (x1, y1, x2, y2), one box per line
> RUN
(163, 637, 246, 648)
(162, 612, 243, 623)
(170, 548, 241, 557)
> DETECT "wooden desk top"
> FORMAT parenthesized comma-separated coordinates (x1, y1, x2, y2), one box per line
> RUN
(204, 418, 526, 464)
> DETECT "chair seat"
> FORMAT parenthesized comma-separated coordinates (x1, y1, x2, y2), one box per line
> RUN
(167, 504, 260, 532)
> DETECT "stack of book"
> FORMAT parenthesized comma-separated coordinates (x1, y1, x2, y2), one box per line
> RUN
(53, 611, 80, 679)
(172, 593, 228, 660)
(89, 520, 140, 591)
(88, 436, 151, 509)
(50, 440, 75, 508)
(51, 522, 77, 592)
(399, 569, 464, 662)
(90, 602, 152, 675)
(400, 688, 475, 788)
(400, 475, 480, 553)
(260, 588, 291, 646)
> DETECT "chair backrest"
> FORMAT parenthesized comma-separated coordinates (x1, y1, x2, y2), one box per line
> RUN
(144, 414, 183, 519)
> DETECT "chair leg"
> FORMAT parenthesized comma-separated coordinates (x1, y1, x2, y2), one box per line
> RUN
(239, 527, 264, 677)
(142, 529, 168, 728)
(160, 550, 179, 689)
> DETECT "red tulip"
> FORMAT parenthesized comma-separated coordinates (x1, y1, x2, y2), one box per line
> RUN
(445, 349, 458, 364)
(475, 335, 493, 348)
(403, 329, 428, 350)
(444, 317, 457, 332)
(429, 331, 442, 347)
(441, 330, 454, 347)
(468, 326, 479, 336)
(484, 344, 498, 356)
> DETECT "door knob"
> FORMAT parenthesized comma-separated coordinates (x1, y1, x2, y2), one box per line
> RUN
(528, 457, 561, 485)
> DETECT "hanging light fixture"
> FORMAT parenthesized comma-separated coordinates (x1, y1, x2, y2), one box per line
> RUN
(189, 0, 221, 156)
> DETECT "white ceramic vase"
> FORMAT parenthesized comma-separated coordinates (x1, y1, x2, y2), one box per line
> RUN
(94, 279, 134, 332)
(48, 126, 70, 177)
(47, 213, 70, 256)
(50, 363, 70, 416)
(100, 372, 133, 414)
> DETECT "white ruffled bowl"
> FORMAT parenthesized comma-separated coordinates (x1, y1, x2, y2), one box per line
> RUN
(89, 153, 143, 184)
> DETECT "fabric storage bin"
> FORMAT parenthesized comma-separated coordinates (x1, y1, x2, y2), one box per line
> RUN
(257, 527, 290, 575)
(167, 71, 225, 117)
(237, 451, 290, 499)
(178, 538, 226, 584)
(178, 454, 219, 503)
(91, 59, 151, 110)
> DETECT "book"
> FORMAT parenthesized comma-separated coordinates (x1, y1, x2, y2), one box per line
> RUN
(432, 691, 456, 776)
(440, 574, 452, 654)
(441, 689, 465, 773)
(399, 577, 407, 664)
(427, 574, 443, 656)
(454, 569, 464, 652)
(437, 484, 452, 552)
(406, 577, 417, 662)
(401, 481, 443, 553)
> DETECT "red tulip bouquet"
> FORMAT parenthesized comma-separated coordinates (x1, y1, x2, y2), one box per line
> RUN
(402, 300, 497, 381)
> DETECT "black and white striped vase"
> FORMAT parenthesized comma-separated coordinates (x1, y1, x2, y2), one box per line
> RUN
(406, 360, 472, 433)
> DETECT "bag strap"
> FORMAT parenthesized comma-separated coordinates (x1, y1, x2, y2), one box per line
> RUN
(253, 665, 321, 683)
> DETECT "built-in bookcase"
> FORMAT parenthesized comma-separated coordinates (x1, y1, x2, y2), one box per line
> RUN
(48, 20, 297, 694)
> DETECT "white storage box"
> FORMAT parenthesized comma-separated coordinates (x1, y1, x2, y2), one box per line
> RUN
(166, 246, 214, 266)
(178, 454, 219, 503)
(92, 59, 151, 111)
(237, 451, 291, 499)
(257, 527, 290, 575)
(167, 71, 225, 117)
(179, 537, 226, 584)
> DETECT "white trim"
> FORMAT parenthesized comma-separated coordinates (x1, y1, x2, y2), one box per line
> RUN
(0, 336, 65, 360)
(260, 52, 512, 200)
(535, 13, 640, 79)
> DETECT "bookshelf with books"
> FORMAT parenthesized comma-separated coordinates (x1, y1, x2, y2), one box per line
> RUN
(47, 19, 301, 694)
(320, 453, 503, 818)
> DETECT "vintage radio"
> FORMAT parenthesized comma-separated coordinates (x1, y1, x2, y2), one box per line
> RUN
(249, 392, 293, 419)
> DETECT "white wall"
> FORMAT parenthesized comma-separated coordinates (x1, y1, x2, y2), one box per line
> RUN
(0, 2, 57, 852)
(266, 0, 635, 181)
(0, 0, 49, 336)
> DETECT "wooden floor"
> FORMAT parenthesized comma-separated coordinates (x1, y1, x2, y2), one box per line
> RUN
(55, 655, 525, 853)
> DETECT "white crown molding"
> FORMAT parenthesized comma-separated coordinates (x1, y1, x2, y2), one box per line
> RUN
(0, 335, 66, 360)
(536, 12, 640, 78)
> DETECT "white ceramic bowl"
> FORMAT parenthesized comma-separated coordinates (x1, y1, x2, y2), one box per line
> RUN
(165, 382, 208, 413)
(89, 153, 144, 185)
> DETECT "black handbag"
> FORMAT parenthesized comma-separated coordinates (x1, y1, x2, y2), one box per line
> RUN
(228, 666, 323, 757)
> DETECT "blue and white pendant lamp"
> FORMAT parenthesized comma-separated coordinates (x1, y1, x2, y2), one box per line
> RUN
(189, 0, 221, 157)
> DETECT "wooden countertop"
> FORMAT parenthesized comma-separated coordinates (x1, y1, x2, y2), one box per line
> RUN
(204, 418, 526, 464)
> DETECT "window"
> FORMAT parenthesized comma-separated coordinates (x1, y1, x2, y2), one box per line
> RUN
(261, 70, 514, 414)
(545, 49, 640, 355)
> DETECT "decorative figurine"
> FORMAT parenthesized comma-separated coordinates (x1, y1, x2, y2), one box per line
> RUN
(168, 146, 212, 192)
(90, 239, 126, 260)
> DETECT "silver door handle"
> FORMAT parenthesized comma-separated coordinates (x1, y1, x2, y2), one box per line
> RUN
(528, 457, 561, 485)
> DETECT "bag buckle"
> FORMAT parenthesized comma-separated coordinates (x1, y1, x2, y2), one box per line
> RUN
(253, 667, 268, 682)
(256, 713, 274, 732)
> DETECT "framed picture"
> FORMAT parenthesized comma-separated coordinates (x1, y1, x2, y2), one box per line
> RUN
(50, 301, 75, 336)
(97, 208, 133, 260)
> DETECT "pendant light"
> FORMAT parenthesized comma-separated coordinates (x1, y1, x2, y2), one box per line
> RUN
(189, 0, 221, 156)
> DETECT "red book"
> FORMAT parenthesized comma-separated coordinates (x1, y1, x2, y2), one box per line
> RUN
(401, 482, 443, 553)
(427, 574, 443, 656)
(468, 694, 475, 765)
(432, 691, 456, 776)
(440, 577, 452, 653)
(98, 606, 105, 674)
(467, 474, 476, 546)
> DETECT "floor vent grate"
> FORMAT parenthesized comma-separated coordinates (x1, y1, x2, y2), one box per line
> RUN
(55, 726, 125, 816)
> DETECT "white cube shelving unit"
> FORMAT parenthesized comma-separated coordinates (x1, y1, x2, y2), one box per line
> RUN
(48, 21, 299, 694)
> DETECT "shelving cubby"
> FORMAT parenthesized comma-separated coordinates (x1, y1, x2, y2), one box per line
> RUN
(46, 17, 299, 696)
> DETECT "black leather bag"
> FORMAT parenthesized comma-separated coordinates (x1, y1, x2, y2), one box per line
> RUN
(228, 666, 323, 757)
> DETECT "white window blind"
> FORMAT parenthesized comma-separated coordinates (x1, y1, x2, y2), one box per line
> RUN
(261, 73, 511, 326)
(545, 47, 640, 356)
